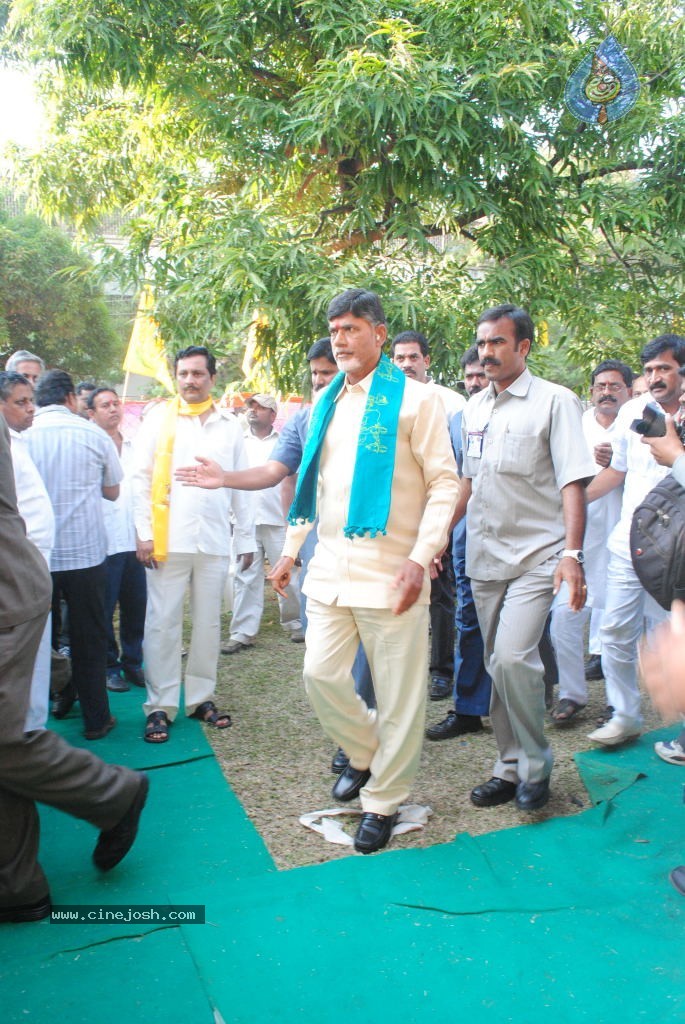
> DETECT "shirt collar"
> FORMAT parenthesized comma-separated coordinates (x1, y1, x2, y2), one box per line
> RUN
(487, 366, 532, 399)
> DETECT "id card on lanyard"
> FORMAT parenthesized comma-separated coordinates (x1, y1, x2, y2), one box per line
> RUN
(466, 425, 487, 458)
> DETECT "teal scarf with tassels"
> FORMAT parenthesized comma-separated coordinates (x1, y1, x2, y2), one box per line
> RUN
(288, 354, 406, 538)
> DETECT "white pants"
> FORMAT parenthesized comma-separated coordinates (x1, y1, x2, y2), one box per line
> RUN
(303, 599, 428, 816)
(230, 524, 301, 643)
(24, 613, 51, 732)
(600, 551, 668, 725)
(550, 592, 591, 706)
(143, 552, 229, 720)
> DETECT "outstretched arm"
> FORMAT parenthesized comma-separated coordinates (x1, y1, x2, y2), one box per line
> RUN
(175, 455, 290, 490)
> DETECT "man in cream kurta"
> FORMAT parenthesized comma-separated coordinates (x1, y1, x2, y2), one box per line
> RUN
(269, 289, 459, 854)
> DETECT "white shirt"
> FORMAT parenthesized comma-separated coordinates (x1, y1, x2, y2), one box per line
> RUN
(9, 428, 55, 562)
(608, 394, 670, 560)
(132, 402, 256, 557)
(243, 429, 287, 527)
(102, 436, 137, 554)
(582, 408, 623, 553)
(428, 381, 466, 425)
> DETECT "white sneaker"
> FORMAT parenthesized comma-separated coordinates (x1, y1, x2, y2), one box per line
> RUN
(654, 740, 685, 765)
(587, 718, 641, 747)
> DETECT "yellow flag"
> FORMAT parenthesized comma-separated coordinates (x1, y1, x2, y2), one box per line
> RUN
(123, 286, 175, 393)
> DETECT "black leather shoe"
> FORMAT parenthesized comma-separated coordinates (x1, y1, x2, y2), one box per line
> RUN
(470, 777, 517, 807)
(515, 778, 550, 812)
(123, 666, 146, 688)
(93, 773, 149, 871)
(107, 671, 130, 693)
(331, 765, 371, 802)
(429, 677, 452, 701)
(0, 895, 51, 924)
(330, 747, 350, 775)
(52, 684, 77, 720)
(426, 711, 483, 741)
(584, 655, 604, 681)
(354, 811, 397, 854)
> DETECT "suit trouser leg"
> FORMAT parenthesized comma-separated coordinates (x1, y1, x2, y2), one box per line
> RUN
(105, 553, 126, 669)
(304, 599, 428, 816)
(472, 560, 556, 785)
(55, 563, 111, 733)
(0, 612, 140, 905)
(429, 537, 456, 680)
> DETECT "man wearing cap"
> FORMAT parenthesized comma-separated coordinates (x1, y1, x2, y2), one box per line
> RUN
(222, 393, 304, 654)
(131, 346, 255, 743)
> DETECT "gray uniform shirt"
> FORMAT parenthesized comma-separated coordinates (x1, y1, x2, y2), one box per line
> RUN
(461, 368, 595, 581)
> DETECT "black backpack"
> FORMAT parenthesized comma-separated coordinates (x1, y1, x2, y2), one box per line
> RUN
(630, 473, 685, 610)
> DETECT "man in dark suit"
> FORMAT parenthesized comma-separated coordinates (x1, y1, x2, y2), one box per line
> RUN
(0, 417, 149, 923)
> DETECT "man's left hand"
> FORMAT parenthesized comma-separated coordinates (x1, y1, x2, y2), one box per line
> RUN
(641, 415, 683, 467)
(553, 557, 586, 612)
(391, 559, 425, 615)
(267, 556, 294, 598)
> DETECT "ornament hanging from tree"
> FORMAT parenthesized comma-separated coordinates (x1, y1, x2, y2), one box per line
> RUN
(565, 34, 640, 126)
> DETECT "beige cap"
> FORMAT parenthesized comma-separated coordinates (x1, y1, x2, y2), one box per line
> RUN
(247, 393, 278, 412)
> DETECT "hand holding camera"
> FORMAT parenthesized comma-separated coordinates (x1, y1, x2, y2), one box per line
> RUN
(632, 402, 685, 467)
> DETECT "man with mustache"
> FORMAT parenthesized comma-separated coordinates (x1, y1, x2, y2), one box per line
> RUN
(452, 304, 594, 812)
(586, 335, 685, 746)
(132, 346, 255, 743)
(391, 331, 465, 703)
(550, 360, 633, 724)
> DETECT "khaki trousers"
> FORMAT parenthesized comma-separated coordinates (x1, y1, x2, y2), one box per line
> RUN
(471, 556, 557, 785)
(303, 599, 428, 816)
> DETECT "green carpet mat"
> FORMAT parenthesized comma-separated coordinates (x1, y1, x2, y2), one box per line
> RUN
(3, 726, 684, 1024)
(2, 925, 213, 1023)
(52, 686, 214, 769)
(172, 732, 684, 1024)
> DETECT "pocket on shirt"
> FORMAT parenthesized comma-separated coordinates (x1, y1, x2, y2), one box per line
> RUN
(497, 433, 537, 476)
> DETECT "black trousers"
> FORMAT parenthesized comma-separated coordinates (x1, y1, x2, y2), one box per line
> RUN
(51, 562, 111, 733)
(429, 532, 456, 681)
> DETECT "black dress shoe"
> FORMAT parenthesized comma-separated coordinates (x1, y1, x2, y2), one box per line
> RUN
(429, 677, 452, 701)
(470, 777, 517, 807)
(584, 654, 604, 681)
(107, 671, 130, 693)
(330, 747, 350, 775)
(123, 665, 146, 688)
(52, 684, 77, 720)
(515, 778, 550, 812)
(354, 812, 397, 854)
(0, 895, 51, 924)
(331, 765, 371, 802)
(426, 711, 483, 741)
(93, 773, 149, 872)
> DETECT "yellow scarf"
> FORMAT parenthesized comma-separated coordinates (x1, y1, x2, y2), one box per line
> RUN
(151, 395, 215, 561)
